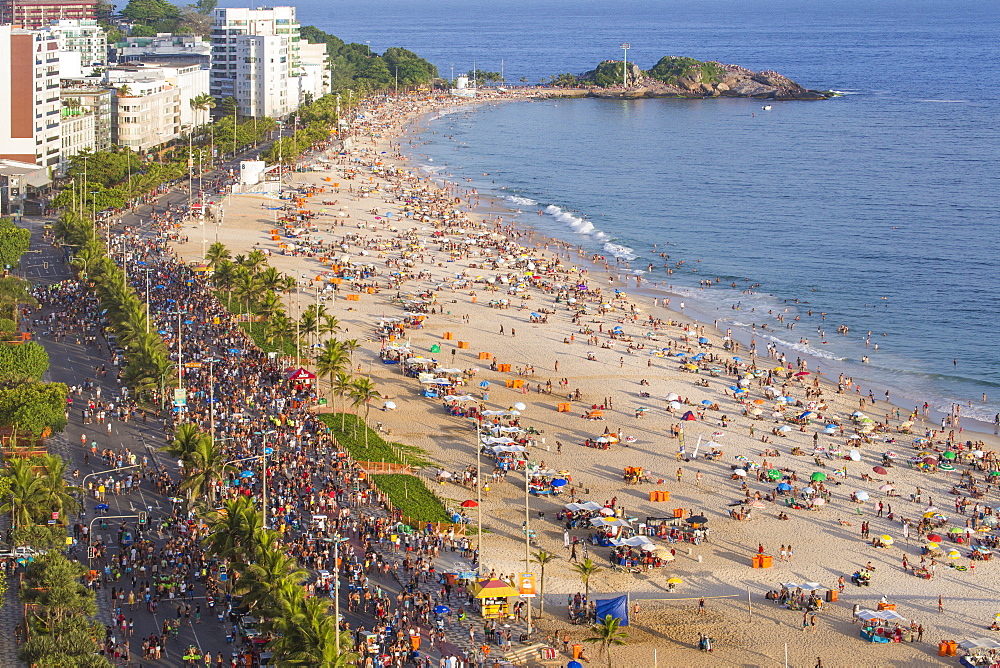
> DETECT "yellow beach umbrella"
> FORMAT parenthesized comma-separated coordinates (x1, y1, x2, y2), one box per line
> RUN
(667, 577, 683, 584)
(881, 535, 894, 545)
(947, 550, 961, 560)
(926, 542, 939, 549)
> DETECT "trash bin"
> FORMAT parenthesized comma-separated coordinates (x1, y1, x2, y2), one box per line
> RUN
(572, 644, 583, 659)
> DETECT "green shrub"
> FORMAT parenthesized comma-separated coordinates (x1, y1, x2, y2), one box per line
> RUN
(317, 413, 428, 466)
(370, 474, 451, 522)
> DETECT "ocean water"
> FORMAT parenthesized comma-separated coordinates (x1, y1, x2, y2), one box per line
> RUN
(240, 0, 1000, 426)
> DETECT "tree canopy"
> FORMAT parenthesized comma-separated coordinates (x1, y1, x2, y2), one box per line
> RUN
(0, 217, 30, 270)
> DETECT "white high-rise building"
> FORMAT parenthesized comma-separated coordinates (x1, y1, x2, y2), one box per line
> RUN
(298, 41, 330, 104)
(43, 19, 106, 70)
(210, 6, 301, 118)
(107, 73, 181, 151)
(0, 25, 62, 173)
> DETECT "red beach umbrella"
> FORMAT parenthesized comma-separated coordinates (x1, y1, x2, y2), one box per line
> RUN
(872, 466, 888, 475)
(460, 500, 479, 508)
(923, 457, 938, 465)
(926, 533, 943, 542)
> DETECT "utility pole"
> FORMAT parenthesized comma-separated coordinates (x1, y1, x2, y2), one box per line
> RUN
(620, 42, 631, 87)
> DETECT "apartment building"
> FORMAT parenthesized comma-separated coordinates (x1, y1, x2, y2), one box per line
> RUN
(0, 0, 98, 30)
(43, 18, 106, 69)
(210, 6, 301, 118)
(60, 84, 111, 150)
(113, 33, 210, 64)
(108, 74, 181, 151)
(0, 25, 62, 172)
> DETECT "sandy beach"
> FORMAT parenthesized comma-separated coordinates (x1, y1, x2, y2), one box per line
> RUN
(169, 91, 1000, 666)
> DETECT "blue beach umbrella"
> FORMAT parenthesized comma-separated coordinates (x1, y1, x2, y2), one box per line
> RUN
(699, 337, 709, 344)
(551, 479, 568, 487)
(479, 381, 490, 388)
(568, 662, 583, 668)
(701, 400, 713, 406)
(776, 483, 792, 491)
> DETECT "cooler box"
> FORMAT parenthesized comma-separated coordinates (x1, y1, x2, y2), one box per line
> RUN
(558, 403, 571, 412)
(826, 589, 838, 602)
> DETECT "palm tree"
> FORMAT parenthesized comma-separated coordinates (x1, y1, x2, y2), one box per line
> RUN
(242, 249, 268, 275)
(203, 497, 263, 565)
(239, 541, 307, 616)
(584, 615, 629, 668)
(319, 314, 341, 340)
(264, 313, 294, 349)
(179, 436, 235, 504)
(212, 259, 237, 292)
(257, 266, 285, 292)
(257, 291, 284, 319)
(340, 338, 361, 370)
(232, 267, 259, 316)
(299, 309, 319, 350)
(268, 592, 357, 667)
(2, 457, 48, 530)
(531, 549, 558, 615)
(315, 340, 348, 409)
(116, 84, 132, 98)
(571, 558, 602, 603)
(38, 454, 80, 521)
(348, 377, 381, 445)
(189, 93, 216, 129)
(161, 422, 206, 462)
(332, 371, 354, 431)
(206, 242, 231, 270)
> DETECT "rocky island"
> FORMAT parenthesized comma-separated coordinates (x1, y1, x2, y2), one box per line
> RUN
(541, 56, 832, 100)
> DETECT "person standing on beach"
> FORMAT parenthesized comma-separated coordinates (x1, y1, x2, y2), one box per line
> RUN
(938, 595, 943, 612)
(676, 468, 683, 483)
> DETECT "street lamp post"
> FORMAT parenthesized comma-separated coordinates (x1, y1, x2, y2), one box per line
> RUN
(620, 43, 631, 88)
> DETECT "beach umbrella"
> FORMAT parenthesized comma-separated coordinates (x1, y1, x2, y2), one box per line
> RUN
(776, 483, 792, 491)
(824, 427, 837, 434)
(460, 500, 478, 508)
(698, 337, 709, 344)
(947, 550, 961, 560)
(948, 527, 965, 534)
(669, 401, 683, 410)
(810, 472, 826, 482)
(568, 662, 584, 668)
(599, 507, 616, 516)
(884, 451, 899, 459)
(479, 381, 490, 388)
(667, 577, 683, 585)
(728, 386, 741, 392)
(941, 451, 957, 460)
(795, 371, 810, 377)
(752, 399, 765, 405)
(926, 542, 939, 549)
(813, 498, 826, 506)
(922, 457, 937, 465)
(749, 500, 766, 509)
(881, 535, 893, 545)
(849, 449, 861, 461)
(733, 469, 747, 477)
(939, 463, 955, 471)
(687, 515, 708, 525)
(778, 425, 792, 432)
(878, 484, 895, 492)
(701, 400, 713, 406)
(854, 491, 870, 501)
(513, 402, 527, 411)
(873, 466, 888, 475)
(434, 605, 451, 614)
(665, 393, 680, 401)
(767, 469, 783, 481)
(551, 479, 568, 487)
(751, 408, 764, 416)
(990, 471, 1000, 477)
(383, 401, 397, 410)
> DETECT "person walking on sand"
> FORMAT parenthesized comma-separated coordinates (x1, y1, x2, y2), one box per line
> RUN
(676, 468, 683, 483)
(938, 595, 944, 612)
(698, 598, 706, 616)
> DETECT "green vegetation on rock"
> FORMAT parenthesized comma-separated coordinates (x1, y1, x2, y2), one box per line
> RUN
(648, 56, 725, 85)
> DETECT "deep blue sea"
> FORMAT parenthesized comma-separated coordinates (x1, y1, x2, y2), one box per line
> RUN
(219, 0, 1000, 425)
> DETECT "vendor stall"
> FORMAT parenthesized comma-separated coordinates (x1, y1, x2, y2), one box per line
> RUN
(468, 579, 519, 620)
